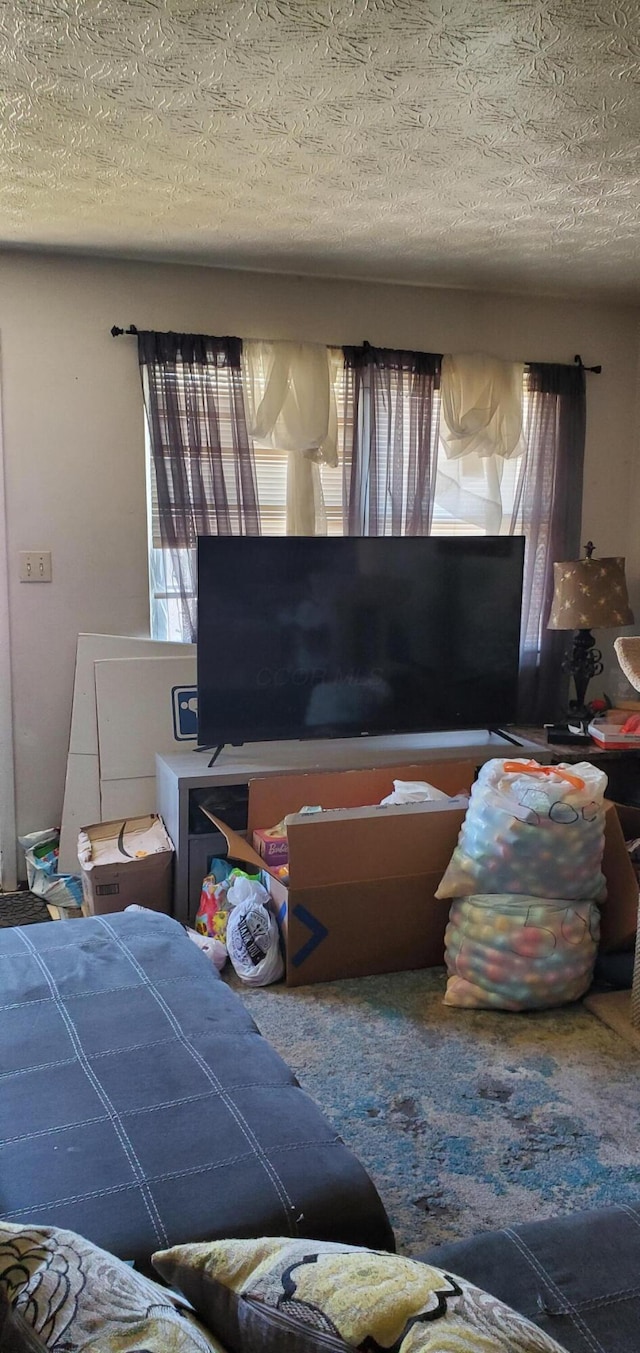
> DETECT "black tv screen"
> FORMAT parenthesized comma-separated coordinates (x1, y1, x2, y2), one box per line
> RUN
(197, 535, 524, 747)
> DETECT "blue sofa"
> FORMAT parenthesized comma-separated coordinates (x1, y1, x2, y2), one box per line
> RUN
(0, 911, 393, 1268)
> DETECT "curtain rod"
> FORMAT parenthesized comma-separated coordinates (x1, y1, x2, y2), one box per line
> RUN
(573, 353, 601, 373)
(109, 328, 602, 373)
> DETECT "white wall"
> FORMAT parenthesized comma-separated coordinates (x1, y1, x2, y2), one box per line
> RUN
(0, 250, 638, 839)
(0, 345, 17, 888)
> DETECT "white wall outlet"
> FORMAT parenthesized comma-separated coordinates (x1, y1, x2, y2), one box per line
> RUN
(19, 551, 52, 582)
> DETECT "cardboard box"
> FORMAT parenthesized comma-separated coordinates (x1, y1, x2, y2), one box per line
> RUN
(204, 762, 640, 983)
(203, 760, 474, 986)
(588, 717, 640, 750)
(601, 802, 640, 952)
(78, 814, 174, 916)
(252, 826, 289, 869)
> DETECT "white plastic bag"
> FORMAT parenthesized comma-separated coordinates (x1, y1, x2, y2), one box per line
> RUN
(443, 892, 600, 1011)
(436, 758, 608, 902)
(19, 828, 83, 911)
(186, 929, 228, 970)
(225, 876, 284, 986)
(380, 779, 452, 806)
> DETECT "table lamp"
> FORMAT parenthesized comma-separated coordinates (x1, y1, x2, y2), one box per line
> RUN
(548, 541, 634, 723)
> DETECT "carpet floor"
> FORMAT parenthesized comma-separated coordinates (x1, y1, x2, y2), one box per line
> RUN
(235, 967, 640, 1256)
(0, 891, 51, 926)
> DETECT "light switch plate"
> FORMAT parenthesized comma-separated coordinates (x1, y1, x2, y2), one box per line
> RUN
(19, 551, 52, 582)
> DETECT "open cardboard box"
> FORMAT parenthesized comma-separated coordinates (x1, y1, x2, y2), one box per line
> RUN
(203, 762, 640, 986)
(78, 814, 174, 916)
(601, 802, 640, 952)
(206, 759, 470, 987)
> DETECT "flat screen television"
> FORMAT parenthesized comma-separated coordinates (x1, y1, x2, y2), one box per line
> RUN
(197, 535, 525, 748)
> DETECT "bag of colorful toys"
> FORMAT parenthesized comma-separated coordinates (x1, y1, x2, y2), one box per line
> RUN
(443, 893, 600, 1011)
(437, 759, 607, 1010)
(436, 758, 608, 903)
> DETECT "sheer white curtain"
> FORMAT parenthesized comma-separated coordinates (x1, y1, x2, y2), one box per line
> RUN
(242, 340, 342, 535)
(437, 353, 525, 533)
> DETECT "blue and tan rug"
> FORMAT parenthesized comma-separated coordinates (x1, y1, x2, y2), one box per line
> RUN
(236, 968, 640, 1255)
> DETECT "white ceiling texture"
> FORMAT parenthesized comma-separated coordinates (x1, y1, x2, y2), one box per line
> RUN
(1, 0, 639, 299)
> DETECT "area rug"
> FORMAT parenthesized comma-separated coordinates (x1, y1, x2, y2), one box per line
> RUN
(235, 968, 640, 1256)
(0, 890, 50, 927)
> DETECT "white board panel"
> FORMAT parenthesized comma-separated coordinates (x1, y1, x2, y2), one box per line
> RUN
(58, 752, 101, 874)
(95, 655, 197, 781)
(100, 775, 157, 822)
(61, 635, 195, 874)
(69, 634, 195, 755)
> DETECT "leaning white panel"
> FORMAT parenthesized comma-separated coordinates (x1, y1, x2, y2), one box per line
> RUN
(59, 634, 195, 873)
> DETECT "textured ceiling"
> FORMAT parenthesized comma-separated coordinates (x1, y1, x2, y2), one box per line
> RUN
(1, 0, 640, 298)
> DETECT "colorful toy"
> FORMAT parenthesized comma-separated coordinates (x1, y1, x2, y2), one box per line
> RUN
(195, 878, 229, 941)
(271, 863, 289, 884)
(195, 864, 263, 944)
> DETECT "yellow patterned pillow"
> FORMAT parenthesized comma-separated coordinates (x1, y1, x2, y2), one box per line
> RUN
(0, 1221, 224, 1352)
(153, 1236, 568, 1353)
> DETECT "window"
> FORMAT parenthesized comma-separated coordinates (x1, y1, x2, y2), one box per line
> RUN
(431, 443, 523, 537)
(146, 360, 348, 639)
(143, 333, 585, 722)
(143, 342, 258, 643)
(146, 363, 526, 640)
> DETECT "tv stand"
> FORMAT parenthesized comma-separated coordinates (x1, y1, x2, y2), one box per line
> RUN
(157, 728, 543, 925)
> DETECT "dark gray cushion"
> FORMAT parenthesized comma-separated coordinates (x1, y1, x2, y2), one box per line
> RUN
(0, 912, 393, 1269)
(422, 1204, 640, 1353)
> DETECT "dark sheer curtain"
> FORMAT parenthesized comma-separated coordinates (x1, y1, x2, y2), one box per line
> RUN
(341, 344, 442, 535)
(511, 361, 586, 722)
(138, 331, 260, 643)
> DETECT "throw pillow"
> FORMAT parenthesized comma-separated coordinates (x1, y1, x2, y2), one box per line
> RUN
(153, 1235, 567, 1353)
(0, 1221, 225, 1352)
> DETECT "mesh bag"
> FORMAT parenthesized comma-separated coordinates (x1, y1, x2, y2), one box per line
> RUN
(444, 893, 600, 1011)
(436, 758, 608, 903)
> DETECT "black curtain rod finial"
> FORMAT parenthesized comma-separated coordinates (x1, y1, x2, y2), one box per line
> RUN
(111, 325, 138, 337)
(574, 353, 602, 374)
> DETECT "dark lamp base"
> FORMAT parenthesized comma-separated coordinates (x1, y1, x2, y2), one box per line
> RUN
(562, 628, 604, 722)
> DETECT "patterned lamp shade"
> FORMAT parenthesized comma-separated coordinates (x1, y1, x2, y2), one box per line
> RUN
(548, 556, 634, 630)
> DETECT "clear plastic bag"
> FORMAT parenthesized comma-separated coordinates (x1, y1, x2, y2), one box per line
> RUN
(436, 758, 608, 902)
(444, 892, 600, 1010)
